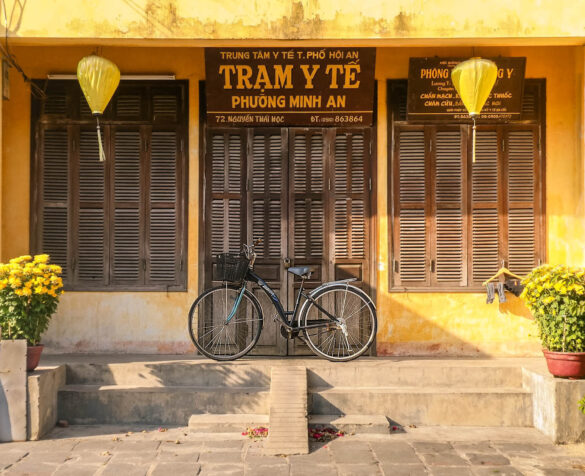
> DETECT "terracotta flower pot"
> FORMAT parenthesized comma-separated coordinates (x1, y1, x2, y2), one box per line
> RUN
(542, 350, 585, 379)
(26, 344, 44, 372)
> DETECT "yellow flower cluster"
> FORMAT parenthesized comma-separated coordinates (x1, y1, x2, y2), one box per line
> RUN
(0, 254, 64, 298)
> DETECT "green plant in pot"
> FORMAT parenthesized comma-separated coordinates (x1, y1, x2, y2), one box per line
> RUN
(521, 264, 585, 378)
(0, 254, 64, 371)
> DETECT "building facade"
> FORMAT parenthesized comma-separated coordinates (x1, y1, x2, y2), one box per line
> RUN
(1, 0, 584, 355)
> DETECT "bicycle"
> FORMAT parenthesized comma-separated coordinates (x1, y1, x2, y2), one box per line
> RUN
(188, 239, 377, 362)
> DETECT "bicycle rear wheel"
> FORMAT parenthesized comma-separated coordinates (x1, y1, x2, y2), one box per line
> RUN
(188, 284, 263, 361)
(301, 284, 376, 362)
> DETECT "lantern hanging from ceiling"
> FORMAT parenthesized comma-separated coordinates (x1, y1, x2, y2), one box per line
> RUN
(77, 55, 121, 162)
(451, 57, 498, 162)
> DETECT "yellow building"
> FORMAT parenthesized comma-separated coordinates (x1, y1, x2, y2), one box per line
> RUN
(1, 0, 584, 356)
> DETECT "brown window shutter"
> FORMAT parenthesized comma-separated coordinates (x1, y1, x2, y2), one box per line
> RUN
(470, 127, 500, 284)
(506, 127, 539, 275)
(76, 128, 106, 284)
(208, 131, 246, 268)
(39, 127, 70, 281)
(292, 130, 325, 260)
(148, 130, 180, 283)
(433, 128, 466, 285)
(333, 131, 367, 259)
(394, 127, 428, 287)
(250, 131, 284, 259)
(111, 128, 142, 284)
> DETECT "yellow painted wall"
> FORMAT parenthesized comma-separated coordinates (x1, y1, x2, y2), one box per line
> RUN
(375, 46, 585, 356)
(2, 44, 584, 354)
(2, 0, 585, 41)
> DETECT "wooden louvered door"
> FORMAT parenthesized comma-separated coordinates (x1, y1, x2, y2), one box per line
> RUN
(248, 129, 288, 356)
(205, 126, 374, 356)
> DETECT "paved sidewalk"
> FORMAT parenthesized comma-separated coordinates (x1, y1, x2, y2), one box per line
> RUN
(1, 425, 585, 475)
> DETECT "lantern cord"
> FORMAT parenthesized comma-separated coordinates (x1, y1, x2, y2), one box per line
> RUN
(96, 116, 106, 162)
(472, 117, 477, 164)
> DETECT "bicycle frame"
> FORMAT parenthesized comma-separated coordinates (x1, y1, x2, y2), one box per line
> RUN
(235, 268, 341, 330)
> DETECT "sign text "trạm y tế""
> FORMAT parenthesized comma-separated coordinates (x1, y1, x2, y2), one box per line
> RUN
(205, 48, 376, 127)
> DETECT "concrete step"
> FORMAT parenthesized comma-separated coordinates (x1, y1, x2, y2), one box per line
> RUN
(58, 385, 270, 425)
(309, 386, 533, 427)
(309, 414, 389, 434)
(306, 362, 525, 388)
(64, 361, 272, 387)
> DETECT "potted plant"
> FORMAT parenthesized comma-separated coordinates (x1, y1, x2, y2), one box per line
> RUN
(521, 264, 585, 378)
(0, 254, 64, 371)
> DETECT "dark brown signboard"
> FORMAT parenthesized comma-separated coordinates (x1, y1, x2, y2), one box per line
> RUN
(407, 57, 526, 121)
(205, 48, 376, 127)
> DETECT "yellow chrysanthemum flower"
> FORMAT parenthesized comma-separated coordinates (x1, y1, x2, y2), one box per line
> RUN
(34, 254, 50, 264)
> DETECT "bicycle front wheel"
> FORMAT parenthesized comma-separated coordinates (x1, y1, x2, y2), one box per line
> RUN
(301, 284, 377, 362)
(188, 284, 263, 361)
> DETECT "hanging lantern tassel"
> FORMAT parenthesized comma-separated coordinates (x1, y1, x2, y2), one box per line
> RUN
(451, 57, 498, 163)
(77, 55, 121, 162)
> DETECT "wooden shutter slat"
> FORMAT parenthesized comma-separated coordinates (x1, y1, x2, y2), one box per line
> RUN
(150, 131, 177, 202)
(79, 130, 105, 202)
(252, 135, 265, 194)
(310, 135, 324, 193)
(150, 209, 177, 282)
(472, 208, 499, 281)
(210, 199, 225, 256)
(351, 133, 365, 194)
(334, 200, 348, 258)
(351, 199, 366, 259)
(436, 131, 462, 202)
(334, 135, 348, 194)
(399, 130, 426, 203)
(436, 209, 463, 282)
(508, 131, 535, 202)
(153, 94, 178, 121)
(116, 94, 142, 119)
(211, 135, 226, 194)
(114, 131, 141, 202)
(43, 130, 69, 202)
(113, 209, 140, 281)
(228, 134, 242, 194)
(78, 209, 105, 282)
(399, 209, 426, 282)
(293, 135, 307, 193)
(508, 208, 536, 275)
(472, 131, 498, 203)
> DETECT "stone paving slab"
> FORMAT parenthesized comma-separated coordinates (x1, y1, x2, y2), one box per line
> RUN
(1, 424, 585, 475)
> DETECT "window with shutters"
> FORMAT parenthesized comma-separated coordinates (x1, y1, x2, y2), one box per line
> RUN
(31, 80, 188, 291)
(388, 79, 545, 291)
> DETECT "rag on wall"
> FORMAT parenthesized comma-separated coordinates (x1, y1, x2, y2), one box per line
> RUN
(496, 282, 506, 303)
(504, 279, 525, 297)
(486, 282, 495, 304)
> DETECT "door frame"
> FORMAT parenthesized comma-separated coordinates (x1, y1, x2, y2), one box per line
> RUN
(198, 80, 379, 356)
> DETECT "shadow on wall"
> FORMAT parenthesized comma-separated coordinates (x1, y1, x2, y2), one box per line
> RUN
(376, 290, 537, 357)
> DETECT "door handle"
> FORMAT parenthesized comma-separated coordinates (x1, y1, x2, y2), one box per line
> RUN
(283, 258, 291, 269)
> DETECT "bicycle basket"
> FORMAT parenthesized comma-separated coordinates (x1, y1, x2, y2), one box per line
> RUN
(216, 253, 250, 282)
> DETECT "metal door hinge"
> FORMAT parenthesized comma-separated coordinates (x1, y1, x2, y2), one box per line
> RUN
(393, 260, 399, 273)
(180, 140, 184, 152)
(368, 178, 372, 191)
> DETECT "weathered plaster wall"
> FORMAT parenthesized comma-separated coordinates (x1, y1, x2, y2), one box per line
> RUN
(2, 0, 585, 41)
(376, 46, 585, 356)
(2, 44, 584, 354)
(2, 46, 204, 353)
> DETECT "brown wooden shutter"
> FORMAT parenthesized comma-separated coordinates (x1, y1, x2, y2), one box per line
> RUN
(148, 129, 181, 284)
(470, 127, 500, 284)
(76, 128, 106, 284)
(39, 127, 70, 281)
(291, 130, 325, 264)
(111, 128, 143, 284)
(394, 126, 428, 286)
(250, 129, 285, 260)
(207, 130, 246, 281)
(433, 127, 466, 285)
(506, 126, 541, 275)
(332, 129, 371, 283)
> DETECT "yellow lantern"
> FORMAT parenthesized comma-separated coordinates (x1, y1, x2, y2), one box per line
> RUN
(451, 57, 498, 162)
(77, 55, 121, 161)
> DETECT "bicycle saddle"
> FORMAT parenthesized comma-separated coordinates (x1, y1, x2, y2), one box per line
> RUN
(286, 266, 312, 279)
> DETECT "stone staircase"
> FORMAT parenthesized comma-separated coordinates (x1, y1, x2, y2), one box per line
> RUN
(57, 358, 533, 429)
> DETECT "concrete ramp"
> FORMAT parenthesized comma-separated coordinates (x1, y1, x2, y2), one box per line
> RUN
(263, 366, 308, 455)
